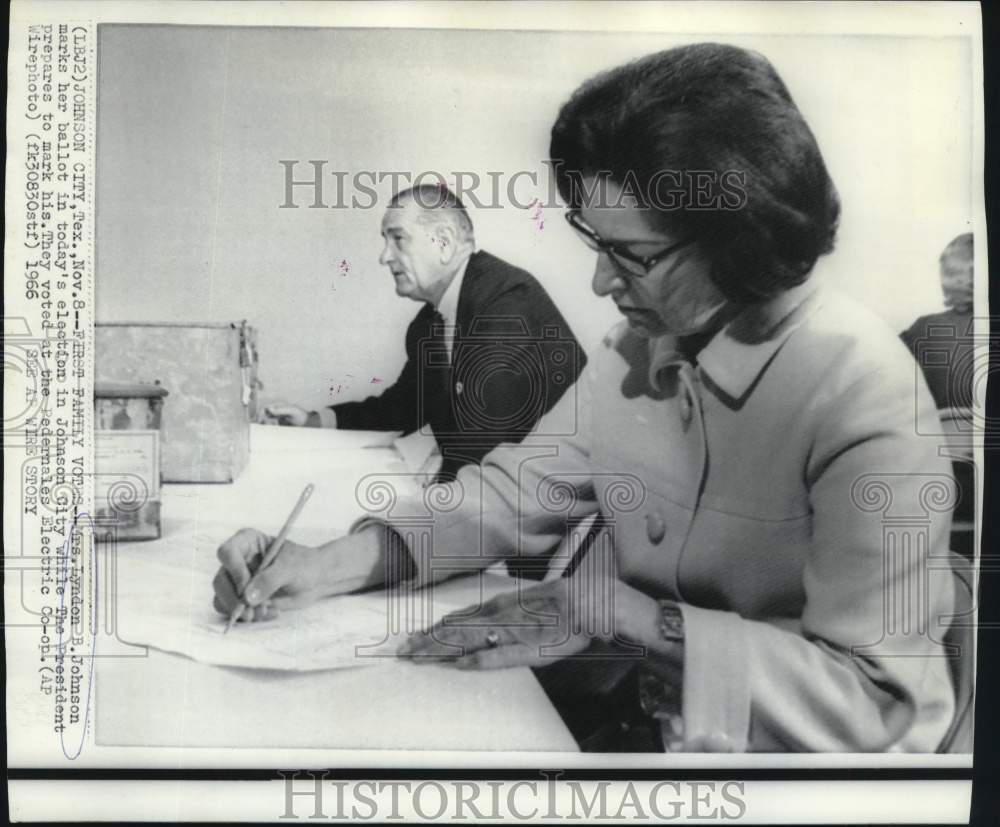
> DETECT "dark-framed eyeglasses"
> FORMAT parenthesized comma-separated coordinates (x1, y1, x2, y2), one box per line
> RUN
(564, 209, 696, 277)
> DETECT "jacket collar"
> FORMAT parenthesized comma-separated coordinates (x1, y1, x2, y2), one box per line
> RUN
(452, 249, 490, 335)
(435, 254, 471, 325)
(648, 282, 823, 399)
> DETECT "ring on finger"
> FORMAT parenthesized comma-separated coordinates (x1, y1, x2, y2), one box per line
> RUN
(485, 630, 500, 648)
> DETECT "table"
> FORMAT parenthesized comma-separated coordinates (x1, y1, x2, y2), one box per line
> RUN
(95, 425, 577, 752)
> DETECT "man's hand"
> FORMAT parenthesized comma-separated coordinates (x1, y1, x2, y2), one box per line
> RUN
(265, 403, 311, 427)
(212, 528, 342, 624)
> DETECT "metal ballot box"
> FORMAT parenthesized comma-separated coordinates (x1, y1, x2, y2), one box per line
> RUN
(95, 321, 259, 482)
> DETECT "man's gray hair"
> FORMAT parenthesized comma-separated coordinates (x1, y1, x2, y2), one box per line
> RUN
(390, 184, 475, 243)
(940, 232, 973, 267)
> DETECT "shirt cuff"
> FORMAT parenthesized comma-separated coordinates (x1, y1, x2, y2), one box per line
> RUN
(348, 507, 475, 589)
(349, 516, 389, 537)
(348, 517, 418, 584)
(314, 407, 338, 428)
(678, 603, 751, 752)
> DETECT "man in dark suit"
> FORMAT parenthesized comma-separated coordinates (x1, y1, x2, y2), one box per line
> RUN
(900, 232, 975, 410)
(269, 184, 586, 485)
(900, 232, 975, 558)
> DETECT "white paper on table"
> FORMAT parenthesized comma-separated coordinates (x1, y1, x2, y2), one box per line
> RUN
(112, 531, 515, 671)
(165, 462, 420, 546)
(250, 423, 401, 454)
(392, 429, 442, 478)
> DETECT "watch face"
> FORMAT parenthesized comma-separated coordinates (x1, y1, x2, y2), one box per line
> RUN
(658, 602, 685, 643)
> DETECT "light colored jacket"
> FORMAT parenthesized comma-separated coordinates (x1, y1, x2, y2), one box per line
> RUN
(361, 283, 957, 752)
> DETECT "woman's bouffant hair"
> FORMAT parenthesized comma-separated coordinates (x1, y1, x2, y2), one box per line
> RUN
(550, 43, 841, 303)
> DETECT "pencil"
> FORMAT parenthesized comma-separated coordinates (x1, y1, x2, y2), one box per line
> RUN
(223, 482, 315, 634)
(544, 512, 607, 582)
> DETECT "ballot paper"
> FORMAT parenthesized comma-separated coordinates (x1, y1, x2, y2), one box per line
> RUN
(110, 530, 514, 671)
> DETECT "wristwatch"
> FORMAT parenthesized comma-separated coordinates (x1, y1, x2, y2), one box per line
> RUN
(638, 601, 685, 742)
(654, 600, 685, 644)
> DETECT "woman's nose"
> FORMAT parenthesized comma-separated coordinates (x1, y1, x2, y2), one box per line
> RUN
(591, 252, 625, 297)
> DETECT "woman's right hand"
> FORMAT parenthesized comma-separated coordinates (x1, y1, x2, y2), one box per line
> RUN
(212, 527, 344, 624)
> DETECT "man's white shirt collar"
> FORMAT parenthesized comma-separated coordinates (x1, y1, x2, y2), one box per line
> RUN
(435, 255, 471, 359)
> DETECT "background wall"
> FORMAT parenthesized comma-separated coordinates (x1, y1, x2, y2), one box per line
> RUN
(96, 26, 974, 412)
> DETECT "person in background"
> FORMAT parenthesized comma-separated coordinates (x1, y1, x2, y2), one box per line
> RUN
(900, 233, 976, 558)
(900, 233, 975, 410)
(267, 185, 586, 489)
(214, 44, 958, 752)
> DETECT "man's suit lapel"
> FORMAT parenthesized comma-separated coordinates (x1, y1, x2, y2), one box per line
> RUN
(454, 250, 499, 362)
(454, 251, 481, 358)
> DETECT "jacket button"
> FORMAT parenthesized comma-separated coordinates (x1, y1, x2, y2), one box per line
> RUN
(646, 511, 666, 545)
(455, 381, 464, 395)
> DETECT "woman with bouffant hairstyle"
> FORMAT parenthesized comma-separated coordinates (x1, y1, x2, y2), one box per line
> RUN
(212, 44, 962, 753)
(551, 42, 842, 304)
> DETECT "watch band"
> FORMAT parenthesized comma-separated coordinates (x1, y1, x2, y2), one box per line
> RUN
(638, 601, 685, 739)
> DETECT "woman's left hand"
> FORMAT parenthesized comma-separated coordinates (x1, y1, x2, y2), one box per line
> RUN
(397, 575, 662, 670)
